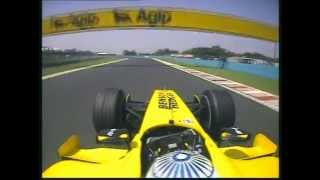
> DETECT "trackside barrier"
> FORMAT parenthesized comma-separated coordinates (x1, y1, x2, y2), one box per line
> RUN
(164, 57, 278, 79)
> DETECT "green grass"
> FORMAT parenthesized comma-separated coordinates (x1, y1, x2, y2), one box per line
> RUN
(159, 57, 279, 95)
(42, 56, 123, 76)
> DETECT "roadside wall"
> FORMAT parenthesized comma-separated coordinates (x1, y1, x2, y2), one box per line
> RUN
(164, 57, 279, 79)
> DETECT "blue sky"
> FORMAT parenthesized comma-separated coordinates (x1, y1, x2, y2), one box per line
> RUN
(42, 0, 279, 57)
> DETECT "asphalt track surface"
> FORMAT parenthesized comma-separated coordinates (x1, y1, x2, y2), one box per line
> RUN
(42, 57, 278, 171)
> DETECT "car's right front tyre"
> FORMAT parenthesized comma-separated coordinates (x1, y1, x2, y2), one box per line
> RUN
(198, 89, 236, 139)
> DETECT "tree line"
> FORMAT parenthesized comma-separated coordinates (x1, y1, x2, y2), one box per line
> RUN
(122, 46, 277, 62)
(42, 47, 96, 56)
(122, 48, 179, 56)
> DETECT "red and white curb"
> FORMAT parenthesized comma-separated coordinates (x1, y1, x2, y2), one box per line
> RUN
(152, 58, 279, 112)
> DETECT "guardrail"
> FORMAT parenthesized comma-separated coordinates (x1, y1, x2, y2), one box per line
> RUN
(161, 56, 279, 79)
(42, 55, 116, 67)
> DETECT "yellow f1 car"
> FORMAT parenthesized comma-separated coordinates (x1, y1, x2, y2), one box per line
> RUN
(42, 89, 278, 178)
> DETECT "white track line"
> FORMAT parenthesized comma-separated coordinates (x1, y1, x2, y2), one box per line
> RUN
(152, 58, 278, 112)
(42, 58, 128, 80)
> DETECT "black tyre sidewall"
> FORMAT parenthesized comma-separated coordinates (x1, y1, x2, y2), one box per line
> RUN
(200, 89, 235, 137)
(93, 88, 126, 132)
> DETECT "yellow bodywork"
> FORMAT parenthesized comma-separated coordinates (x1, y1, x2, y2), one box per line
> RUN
(42, 90, 279, 178)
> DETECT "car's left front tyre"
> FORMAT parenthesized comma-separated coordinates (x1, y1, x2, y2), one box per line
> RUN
(92, 88, 126, 133)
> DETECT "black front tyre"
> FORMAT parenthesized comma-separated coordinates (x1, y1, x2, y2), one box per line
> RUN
(93, 88, 126, 133)
(199, 89, 235, 139)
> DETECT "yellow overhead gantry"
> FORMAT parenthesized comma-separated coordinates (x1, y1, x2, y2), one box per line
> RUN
(42, 7, 278, 42)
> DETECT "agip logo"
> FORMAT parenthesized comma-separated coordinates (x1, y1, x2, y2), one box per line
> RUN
(113, 8, 171, 25)
(51, 13, 100, 30)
